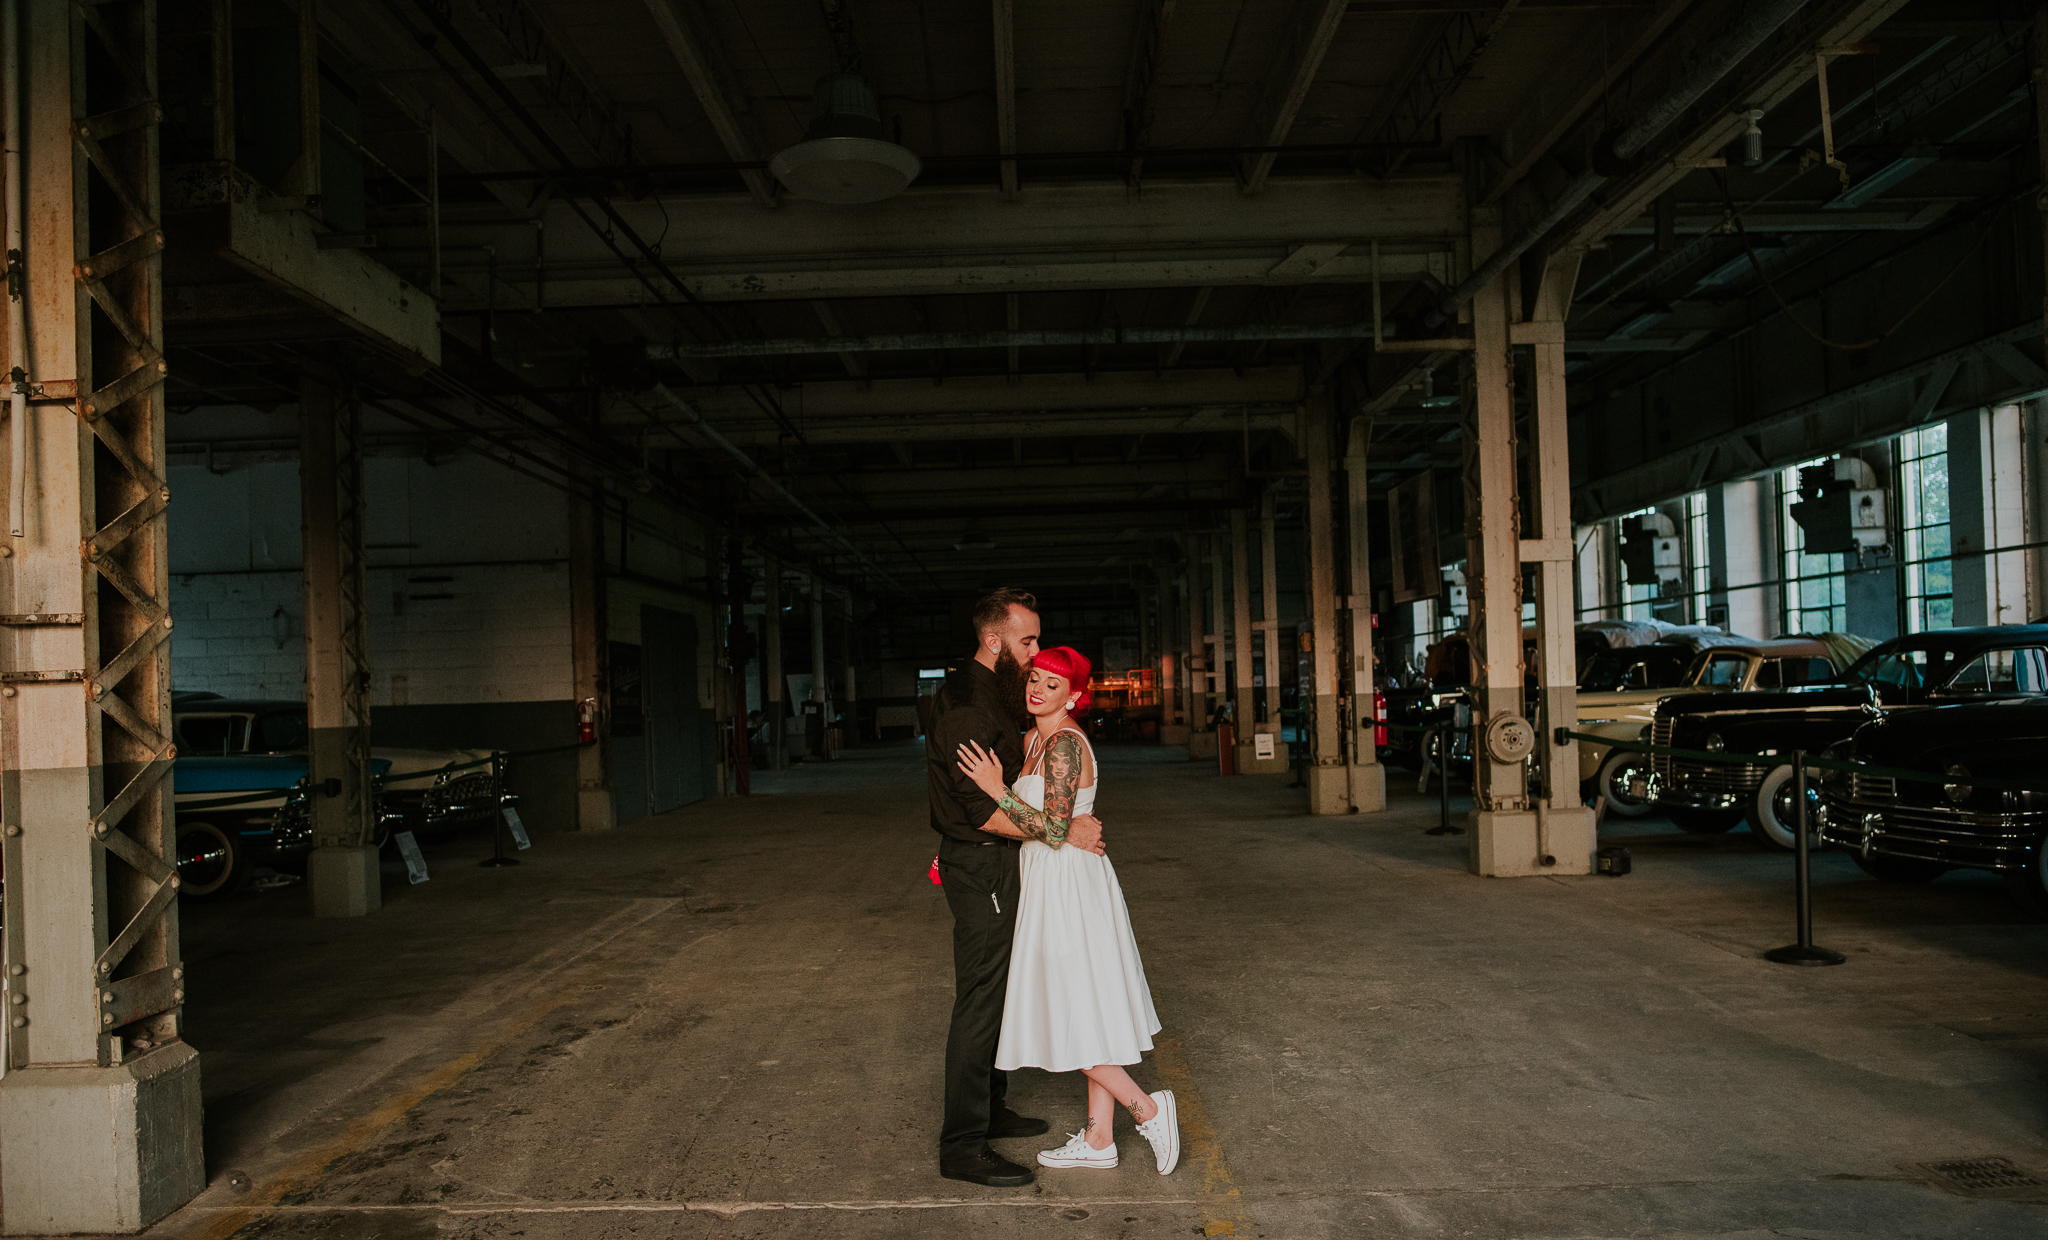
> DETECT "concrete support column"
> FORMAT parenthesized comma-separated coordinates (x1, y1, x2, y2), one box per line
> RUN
(569, 463, 614, 830)
(1342, 418, 1386, 809)
(1259, 492, 1282, 726)
(0, 1, 205, 1230)
(809, 575, 828, 758)
(841, 592, 856, 744)
(1229, 510, 1255, 772)
(300, 363, 379, 915)
(1464, 208, 1536, 866)
(763, 562, 786, 769)
(1304, 388, 1348, 813)
(1186, 537, 1217, 759)
(1156, 567, 1184, 743)
(1525, 252, 1596, 873)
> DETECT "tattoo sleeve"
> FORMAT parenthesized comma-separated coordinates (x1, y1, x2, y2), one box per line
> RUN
(996, 733, 1082, 847)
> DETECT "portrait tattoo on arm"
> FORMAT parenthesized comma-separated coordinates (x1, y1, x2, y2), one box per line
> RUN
(997, 733, 1083, 847)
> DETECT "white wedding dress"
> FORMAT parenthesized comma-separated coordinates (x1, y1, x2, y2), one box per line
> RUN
(995, 727, 1162, 1073)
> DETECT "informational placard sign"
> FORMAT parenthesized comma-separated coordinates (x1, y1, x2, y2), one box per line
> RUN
(503, 807, 532, 850)
(395, 831, 430, 884)
(1253, 732, 1275, 760)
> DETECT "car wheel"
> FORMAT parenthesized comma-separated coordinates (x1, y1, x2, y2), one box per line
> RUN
(2000, 833, 2048, 918)
(1747, 765, 1819, 851)
(1851, 852, 1949, 883)
(1667, 807, 1745, 833)
(175, 822, 246, 899)
(1596, 750, 1654, 819)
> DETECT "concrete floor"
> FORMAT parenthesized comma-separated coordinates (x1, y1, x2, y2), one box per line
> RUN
(141, 741, 2048, 1240)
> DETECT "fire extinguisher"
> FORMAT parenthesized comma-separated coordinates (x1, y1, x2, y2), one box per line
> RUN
(1373, 691, 1388, 748)
(578, 697, 597, 744)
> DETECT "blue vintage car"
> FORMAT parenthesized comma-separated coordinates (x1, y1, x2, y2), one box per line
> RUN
(172, 753, 395, 898)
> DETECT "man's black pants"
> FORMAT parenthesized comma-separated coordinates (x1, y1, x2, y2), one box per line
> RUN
(937, 835, 1023, 1159)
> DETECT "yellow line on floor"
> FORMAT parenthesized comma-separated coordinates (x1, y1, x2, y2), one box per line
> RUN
(187, 1196, 1200, 1216)
(1152, 1036, 1247, 1238)
(170, 905, 691, 1240)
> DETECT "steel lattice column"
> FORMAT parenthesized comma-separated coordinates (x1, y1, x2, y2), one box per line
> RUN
(0, 0, 203, 1230)
(301, 359, 378, 915)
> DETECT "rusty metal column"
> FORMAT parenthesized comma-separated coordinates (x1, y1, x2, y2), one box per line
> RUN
(1343, 417, 1386, 809)
(300, 360, 377, 915)
(0, 0, 204, 1230)
(1304, 388, 1348, 813)
(569, 465, 613, 830)
(1465, 207, 1538, 871)
(1526, 252, 1597, 872)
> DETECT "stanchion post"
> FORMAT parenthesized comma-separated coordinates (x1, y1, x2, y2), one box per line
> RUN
(480, 754, 520, 869)
(1764, 751, 1843, 966)
(1426, 719, 1465, 836)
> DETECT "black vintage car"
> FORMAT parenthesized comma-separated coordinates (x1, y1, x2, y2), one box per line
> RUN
(1815, 697, 2048, 916)
(1642, 626, 2048, 848)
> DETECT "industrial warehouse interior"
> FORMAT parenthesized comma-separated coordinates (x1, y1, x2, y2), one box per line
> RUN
(4, 0, 2048, 1235)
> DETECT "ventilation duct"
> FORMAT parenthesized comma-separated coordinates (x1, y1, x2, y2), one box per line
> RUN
(770, 73, 921, 204)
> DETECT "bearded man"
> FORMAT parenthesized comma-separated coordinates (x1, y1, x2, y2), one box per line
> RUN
(927, 587, 1105, 1186)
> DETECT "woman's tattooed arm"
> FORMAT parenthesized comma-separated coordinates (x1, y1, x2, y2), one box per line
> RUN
(997, 733, 1083, 847)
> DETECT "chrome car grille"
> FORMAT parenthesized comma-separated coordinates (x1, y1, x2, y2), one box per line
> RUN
(1664, 762, 1769, 794)
(423, 768, 504, 825)
(1849, 772, 1896, 802)
(1817, 790, 2042, 872)
(1650, 717, 1676, 779)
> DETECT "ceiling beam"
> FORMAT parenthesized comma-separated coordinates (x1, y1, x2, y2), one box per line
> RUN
(462, 0, 635, 167)
(1361, 1, 1526, 177)
(1240, 0, 1350, 193)
(664, 365, 1304, 419)
(642, 0, 780, 208)
(1118, 0, 1178, 187)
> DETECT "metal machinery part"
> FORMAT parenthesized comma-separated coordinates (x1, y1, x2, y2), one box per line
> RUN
(1484, 713, 1537, 764)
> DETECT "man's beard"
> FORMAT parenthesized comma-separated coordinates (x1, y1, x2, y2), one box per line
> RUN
(993, 647, 1031, 725)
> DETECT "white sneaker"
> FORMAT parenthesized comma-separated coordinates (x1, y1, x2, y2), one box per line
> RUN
(1135, 1090, 1180, 1174)
(1037, 1131, 1118, 1169)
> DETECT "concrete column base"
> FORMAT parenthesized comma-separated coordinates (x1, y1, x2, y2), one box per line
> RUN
(1306, 764, 1350, 814)
(1187, 731, 1219, 760)
(578, 786, 617, 831)
(1158, 724, 1190, 746)
(1346, 761, 1388, 811)
(308, 845, 382, 918)
(1469, 806, 1598, 876)
(0, 1043, 204, 1234)
(1235, 743, 1289, 776)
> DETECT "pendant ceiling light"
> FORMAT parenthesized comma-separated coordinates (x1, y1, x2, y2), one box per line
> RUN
(770, 73, 921, 204)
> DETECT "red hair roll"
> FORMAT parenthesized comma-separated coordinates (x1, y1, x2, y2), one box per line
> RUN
(1033, 646, 1094, 717)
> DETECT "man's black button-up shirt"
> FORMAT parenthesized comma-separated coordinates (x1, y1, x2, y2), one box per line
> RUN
(927, 659, 1024, 843)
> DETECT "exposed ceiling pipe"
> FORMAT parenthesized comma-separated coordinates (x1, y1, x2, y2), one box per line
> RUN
(650, 321, 1392, 360)
(1425, 0, 1813, 328)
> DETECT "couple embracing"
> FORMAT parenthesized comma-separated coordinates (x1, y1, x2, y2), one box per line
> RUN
(927, 587, 1181, 1187)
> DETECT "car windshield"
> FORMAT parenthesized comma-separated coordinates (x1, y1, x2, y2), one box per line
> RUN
(177, 713, 249, 755)
(252, 710, 309, 751)
(1686, 651, 1750, 687)
(1840, 638, 1989, 689)
(1753, 656, 1833, 690)
(1579, 647, 1692, 691)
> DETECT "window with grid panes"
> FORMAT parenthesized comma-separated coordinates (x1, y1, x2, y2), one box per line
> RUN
(1898, 423, 1952, 632)
(1779, 462, 1846, 633)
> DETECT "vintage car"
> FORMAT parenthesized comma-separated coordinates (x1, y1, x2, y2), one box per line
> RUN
(1815, 696, 2048, 916)
(173, 753, 393, 898)
(174, 694, 507, 831)
(1582, 634, 1862, 819)
(1641, 625, 2048, 847)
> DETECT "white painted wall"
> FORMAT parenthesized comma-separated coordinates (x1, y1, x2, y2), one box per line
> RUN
(168, 454, 575, 704)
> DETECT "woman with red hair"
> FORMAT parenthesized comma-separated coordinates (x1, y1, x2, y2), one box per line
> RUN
(956, 646, 1179, 1176)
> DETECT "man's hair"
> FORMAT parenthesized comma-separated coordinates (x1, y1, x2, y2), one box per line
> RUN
(971, 587, 1038, 640)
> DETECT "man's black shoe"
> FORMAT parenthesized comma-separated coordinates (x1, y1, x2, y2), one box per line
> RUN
(987, 1108, 1050, 1139)
(939, 1148, 1035, 1187)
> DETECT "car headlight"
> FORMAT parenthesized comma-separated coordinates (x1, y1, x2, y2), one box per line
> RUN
(1704, 732, 1725, 753)
(1944, 763, 1972, 805)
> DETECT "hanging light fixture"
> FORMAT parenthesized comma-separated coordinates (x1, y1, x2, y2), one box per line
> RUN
(1417, 368, 1459, 409)
(770, 73, 922, 204)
